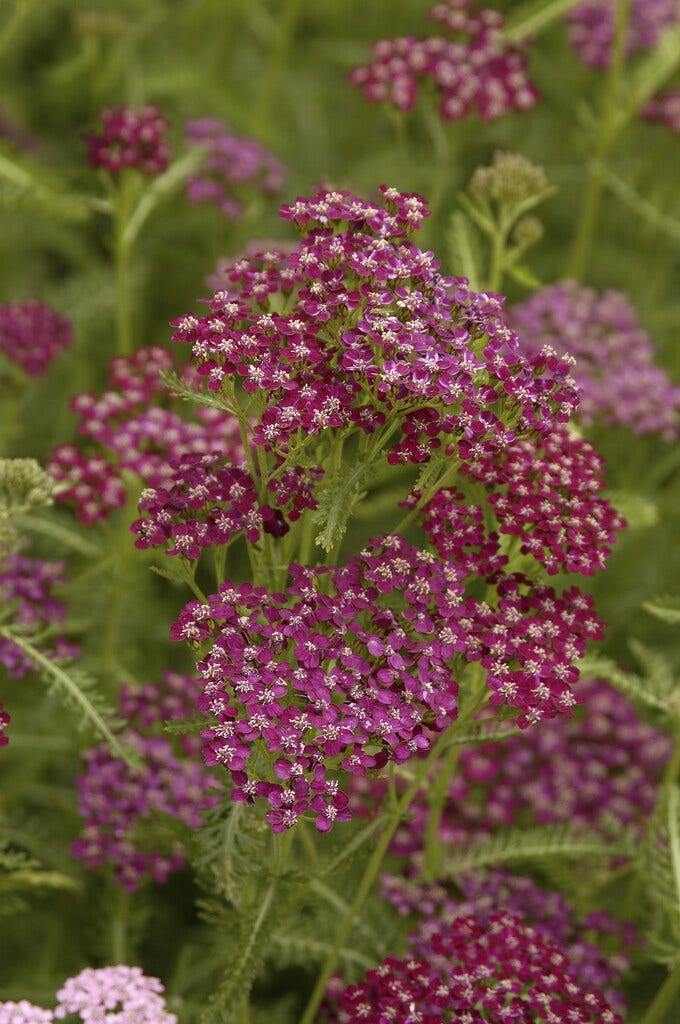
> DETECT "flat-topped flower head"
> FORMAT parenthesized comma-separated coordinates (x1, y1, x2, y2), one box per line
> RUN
(172, 185, 579, 476)
(0, 301, 72, 377)
(54, 966, 176, 1024)
(0, 1003, 53, 1024)
(512, 282, 680, 437)
(73, 672, 220, 890)
(336, 910, 622, 1023)
(185, 118, 286, 219)
(48, 346, 242, 524)
(85, 104, 171, 175)
(567, 0, 680, 68)
(348, 0, 538, 122)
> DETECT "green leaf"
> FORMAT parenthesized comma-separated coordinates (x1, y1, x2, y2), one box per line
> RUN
(503, 0, 585, 42)
(644, 595, 680, 625)
(160, 370, 235, 414)
(580, 652, 674, 716)
(640, 784, 680, 965)
(441, 823, 631, 876)
(505, 263, 543, 290)
(447, 210, 481, 288)
(594, 161, 680, 243)
(313, 461, 370, 552)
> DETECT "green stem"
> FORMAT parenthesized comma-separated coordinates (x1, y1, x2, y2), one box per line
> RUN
(252, 0, 303, 136)
(114, 179, 135, 356)
(0, 0, 39, 61)
(640, 956, 680, 1024)
(420, 104, 452, 250)
(110, 885, 130, 964)
(566, 0, 630, 279)
(299, 719, 468, 1024)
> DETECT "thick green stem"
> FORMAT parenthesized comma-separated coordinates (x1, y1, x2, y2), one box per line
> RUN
(114, 181, 135, 356)
(110, 885, 130, 964)
(299, 719, 468, 1024)
(640, 956, 680, 1024)
(566, 0, 630, 278)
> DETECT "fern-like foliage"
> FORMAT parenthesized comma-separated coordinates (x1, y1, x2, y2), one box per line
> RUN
(579, 651, 677, 727)
(160, 370, 234, 415)
(0, 843, 78, 916)
(639, 783, 680, 965)
(440, 823, 633, 876)
(312, 461, 369, 552)
(643, 594, 680, 625)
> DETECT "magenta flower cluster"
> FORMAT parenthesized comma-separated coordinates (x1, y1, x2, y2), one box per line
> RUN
(511, 281, 680, 438)
(185, 117, 286, 219)
(172, 186, 578, 471)
(381, 869, 636, 1017)
(73, 671, 220, 890)
(0, 301, 72, 377)
(567, 0, 680, 68)
(0, 966, 176, 1024)
(348, 0, 538, 122)
(84, 104, 171, 175)
(643, 90, 680, 133)
(334, 909, 622, 1023)
(0, 554, 77, 678)
(0, 703, 9, 747)
(171, 530, 606, 833)
(48, 346, 242, 525)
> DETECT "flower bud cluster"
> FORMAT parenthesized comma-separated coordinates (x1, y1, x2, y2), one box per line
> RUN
(171, 528, 605, 833)
(381, 869, 635, 1018)
(567, 0, 679, 68)
(511, 282, 680, 437)
(469, 150, 549, 205)
(0, 301, 72, 377)
(84, 104, 171, 175)
(348, 0, 538, 122)
(185, 117, 286, 219)
(172, 185, 578, 475)
(73, 671, 220, 890)
(335, 910, 622, 1023)
(643, 90, 680, 133)
(49, 346, 242, 524)
(0, 553, 77, 678)
(0, 965, 176, 1024)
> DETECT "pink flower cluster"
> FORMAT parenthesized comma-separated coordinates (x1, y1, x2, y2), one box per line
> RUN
(382, 869, 635, 1017)
(0, 301, 72, 377)
(171, 530, 605, 833)
(0, 966, 176, 1024)
(73, 672, 220, 890)
(0, 554, 77, 678)
(643, 90, 680, 133)
(185, 118, 286, 219)
(0, 703, 9, 746)
(335, 910, 622, 1023)
(172, 186, 578, 471)
(131, 454, 321, 557)
(348, 0, 538, 122)
(84, 104, 171, 175)
(512, 282, 680, 437)
(567, 0, 680, 68)
(49, 346, 242, 524)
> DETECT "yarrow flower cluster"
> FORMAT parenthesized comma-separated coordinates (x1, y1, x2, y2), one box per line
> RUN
(511, 281, 680, 437)
(0, 703, 9, 746)
(643, 90, 680, 133)
(172, 185, 579, 472)
(49, 346, 242, 524)
(185, 118, 286, 219)
(381, 869, 636, 1017)
(348, 0, 538, 122)
(567, 0, 680, 68)
(334, 910, 622, 1023)
(84, 104, 171, 175)
(73, 671, 220, 890)
(171, 530, 607, 833)
(0, 301, 72, 377)
(0, 553, 77, 678)
(0, 966, 176, 1024)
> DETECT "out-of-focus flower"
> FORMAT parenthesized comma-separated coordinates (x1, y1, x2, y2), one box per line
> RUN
(0, 301, 72, 377)
(567, 0, 680, 68)
(0, 703, 9, 746)
(73, 672, 220, 890)
(643, 90, 680, 133)
(348, 0, 538, 122)
(0, 554, 77, 678)
(185, 118, 286, 219)
(511, 281, 680, 438)
(84, 104, 171, 175)
(54, 965, 176, 1024)
(0, 1003, 53, 1024)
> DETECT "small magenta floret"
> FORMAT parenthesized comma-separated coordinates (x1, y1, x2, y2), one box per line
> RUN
(85, 104, 171, 174)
